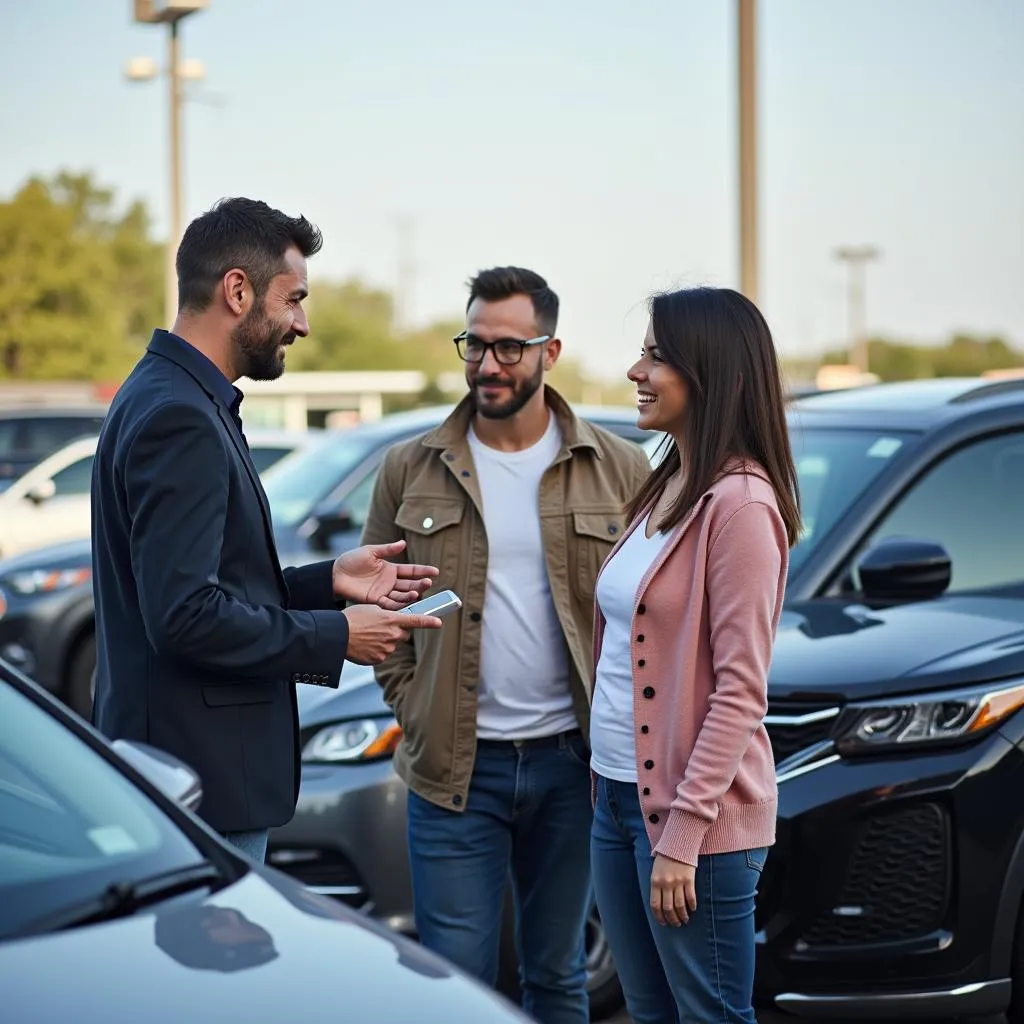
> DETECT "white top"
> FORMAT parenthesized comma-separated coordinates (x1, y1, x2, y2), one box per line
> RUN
(590, 513, 671, 782)
(468, 413, 576, 740)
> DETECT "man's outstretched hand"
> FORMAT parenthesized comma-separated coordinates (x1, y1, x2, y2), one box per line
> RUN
(332, 540, 438, 610)
(342, 604, 443, 665)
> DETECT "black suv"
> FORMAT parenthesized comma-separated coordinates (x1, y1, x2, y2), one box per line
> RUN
(0, 407, 107, 491)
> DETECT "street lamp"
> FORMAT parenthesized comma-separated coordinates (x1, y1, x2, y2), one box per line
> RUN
(834, 245, 881, 374)
(128, 1, 208, 328)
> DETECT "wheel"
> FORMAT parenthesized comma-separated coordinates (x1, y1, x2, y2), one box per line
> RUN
(496, 892, 623, 1021)
(65, 633, 97, 720)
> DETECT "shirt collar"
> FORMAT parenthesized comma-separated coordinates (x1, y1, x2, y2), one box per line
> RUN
(150, 329, 243, 414)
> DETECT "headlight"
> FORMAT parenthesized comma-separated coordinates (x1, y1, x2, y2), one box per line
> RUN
(3, 567, 91, 596)
(301, 717, 402, 763)
(836, 678, 1024, 755)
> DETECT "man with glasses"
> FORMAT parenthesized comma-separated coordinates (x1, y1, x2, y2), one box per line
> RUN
(362, 267, 649, 1023)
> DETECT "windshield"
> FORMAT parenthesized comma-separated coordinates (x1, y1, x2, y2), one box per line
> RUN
(0, 682, 205, 940)
(261, 433, 380, 528)
(642, 423, 918, 576)
(789, 424, 917, 573)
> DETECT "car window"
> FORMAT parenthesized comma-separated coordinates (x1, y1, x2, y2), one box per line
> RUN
(861, 430, 1024, 592)
(339, 468, 380, 533)
(49, 455, 95, 497)
(0, 682, 204, 940)
(249, 446, 292, 475)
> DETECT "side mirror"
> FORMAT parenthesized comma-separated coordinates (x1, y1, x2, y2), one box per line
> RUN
(856, 537, 952, 603)
(112, 739, 203, 812)
(306, 508, 355, 553)
(25, 479, 57, 505)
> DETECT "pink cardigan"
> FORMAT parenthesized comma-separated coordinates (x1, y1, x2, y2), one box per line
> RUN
(592, 464, 788, 867)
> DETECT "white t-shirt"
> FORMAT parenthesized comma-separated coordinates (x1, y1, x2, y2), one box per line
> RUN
(591, 513, 671, 782)
(468, 414, 576, 740)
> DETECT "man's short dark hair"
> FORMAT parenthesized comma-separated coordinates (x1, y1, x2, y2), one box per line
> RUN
(176, 197, 323, 313)
(466, 266, 559, 337)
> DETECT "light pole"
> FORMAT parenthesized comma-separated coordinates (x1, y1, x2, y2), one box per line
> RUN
(737, 0, 758, 304)
(834, 246, 881, 374)
(129, 1, 208, 328)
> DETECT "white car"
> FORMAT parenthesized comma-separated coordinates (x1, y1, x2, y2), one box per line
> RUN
(0, 429, 320, 559)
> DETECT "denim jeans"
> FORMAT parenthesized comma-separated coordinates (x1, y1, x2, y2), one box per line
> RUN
(591, 775, 764, 1024)
(407, 730, 593, 1024)
(220, 829, 269, 863)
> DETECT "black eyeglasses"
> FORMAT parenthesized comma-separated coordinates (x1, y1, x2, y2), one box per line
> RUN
(453, 331, 551, 365)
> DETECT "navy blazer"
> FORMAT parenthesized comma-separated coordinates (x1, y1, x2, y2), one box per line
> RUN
(91, 330, 349, 832)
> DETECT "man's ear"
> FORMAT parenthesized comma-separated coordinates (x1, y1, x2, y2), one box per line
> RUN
(543, 337, 562, 371)
(222, 269, 251, 317)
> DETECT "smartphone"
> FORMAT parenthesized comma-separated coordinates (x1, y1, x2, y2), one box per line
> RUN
(399, 589, 463, 618)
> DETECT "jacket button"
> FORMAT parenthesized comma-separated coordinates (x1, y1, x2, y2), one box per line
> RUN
(643, 686, 655, 699)
(638, 603, 646, 614)
(641, 725, 649, 734)
(642, 787, 651, 795)
(638, 659, 646, 667)
(636, 634, 645, 643)
(644, 759, 654, 770)
(648, 813, 660, 824)
(461, 470, 471, 478)
(608, 525, 618, 535)
(452, 794, 463, 806)
(470, 612, 481, 622)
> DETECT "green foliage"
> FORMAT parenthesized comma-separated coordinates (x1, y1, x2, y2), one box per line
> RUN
(0, 171, 162, 380)
(822, 335, 1024, 382)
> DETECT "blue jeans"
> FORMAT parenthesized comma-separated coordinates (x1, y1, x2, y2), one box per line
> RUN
(591, 775, 764, 1024)
(407, 730, 593, 1024)
(221, 829, 269, 863)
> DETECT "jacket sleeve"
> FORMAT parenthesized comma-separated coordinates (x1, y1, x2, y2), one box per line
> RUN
(123, 401, 349, 682)
(359, 447, 416, 717)
(653, 501, 786, 865)
(283, 561, 338, 611)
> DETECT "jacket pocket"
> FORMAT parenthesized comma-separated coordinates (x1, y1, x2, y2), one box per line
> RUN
(395, 498, 466, 572)
(202, 682, 276, 707)
(572, 509, 626, 600)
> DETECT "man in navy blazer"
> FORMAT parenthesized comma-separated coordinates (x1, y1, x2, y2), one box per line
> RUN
(91, 198, 442, 861)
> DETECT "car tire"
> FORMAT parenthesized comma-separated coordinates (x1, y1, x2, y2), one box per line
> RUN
(65, 633, 97, 720)
(496, 892, 623, 1021)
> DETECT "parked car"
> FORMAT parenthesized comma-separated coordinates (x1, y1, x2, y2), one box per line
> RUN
(0, 658, 533, 1023)
(269, 376, 1024, 1022)
(0, 406, 107, 493)
(260, 404, 649, 565)
(0, 430, 319, 714)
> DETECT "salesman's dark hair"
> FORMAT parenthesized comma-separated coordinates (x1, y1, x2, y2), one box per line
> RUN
(176, 197, 322, 313)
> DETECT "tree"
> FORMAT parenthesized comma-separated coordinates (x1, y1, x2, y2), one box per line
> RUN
(0, 171, 162, 380)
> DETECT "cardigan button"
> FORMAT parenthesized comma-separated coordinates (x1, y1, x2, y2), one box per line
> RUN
(643, 686, 656, 699)
(638, 659, 646, 668)
(638, 603, 646, 614)
(641, 725, 649, 734)
(636, 634, 645, 643)
(642, 787, 651, 795)
(648, 813, 660, 824)
(644, 759, 655, 770)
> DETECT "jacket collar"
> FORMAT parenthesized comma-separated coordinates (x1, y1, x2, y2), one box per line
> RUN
(420, 385, 604, 456)
(146, 329, 242, 413)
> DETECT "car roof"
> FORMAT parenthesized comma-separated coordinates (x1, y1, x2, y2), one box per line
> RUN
(0, 406, 108, 420)
(788, 377, 1024, 430)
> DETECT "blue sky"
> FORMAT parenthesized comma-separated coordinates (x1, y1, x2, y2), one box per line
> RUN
(2, 0, 1021, 379)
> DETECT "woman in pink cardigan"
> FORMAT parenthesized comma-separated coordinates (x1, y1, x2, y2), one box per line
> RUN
(589, 287, 801, 1023)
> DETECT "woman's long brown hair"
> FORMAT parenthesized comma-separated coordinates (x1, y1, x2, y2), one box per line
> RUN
(626, 287, 802, 548)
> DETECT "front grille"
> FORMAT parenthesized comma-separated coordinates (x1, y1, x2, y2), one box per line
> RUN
(800, 803, 950, 948)
(267, 847, 370, 910)
(764, 700, 841, 763)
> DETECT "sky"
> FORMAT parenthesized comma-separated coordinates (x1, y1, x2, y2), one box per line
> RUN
(1, 0, 1022, 380)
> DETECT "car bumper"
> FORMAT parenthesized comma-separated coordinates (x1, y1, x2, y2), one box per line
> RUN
(756, 729, 1024, 1017)
(267, 758, 416, 934)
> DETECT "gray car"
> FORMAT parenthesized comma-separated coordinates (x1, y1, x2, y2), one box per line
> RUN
(0, 657, 535, 1024)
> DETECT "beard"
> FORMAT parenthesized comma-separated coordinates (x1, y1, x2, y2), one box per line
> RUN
(468, 357, 544, 420)
(232, 303, 294, 381)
